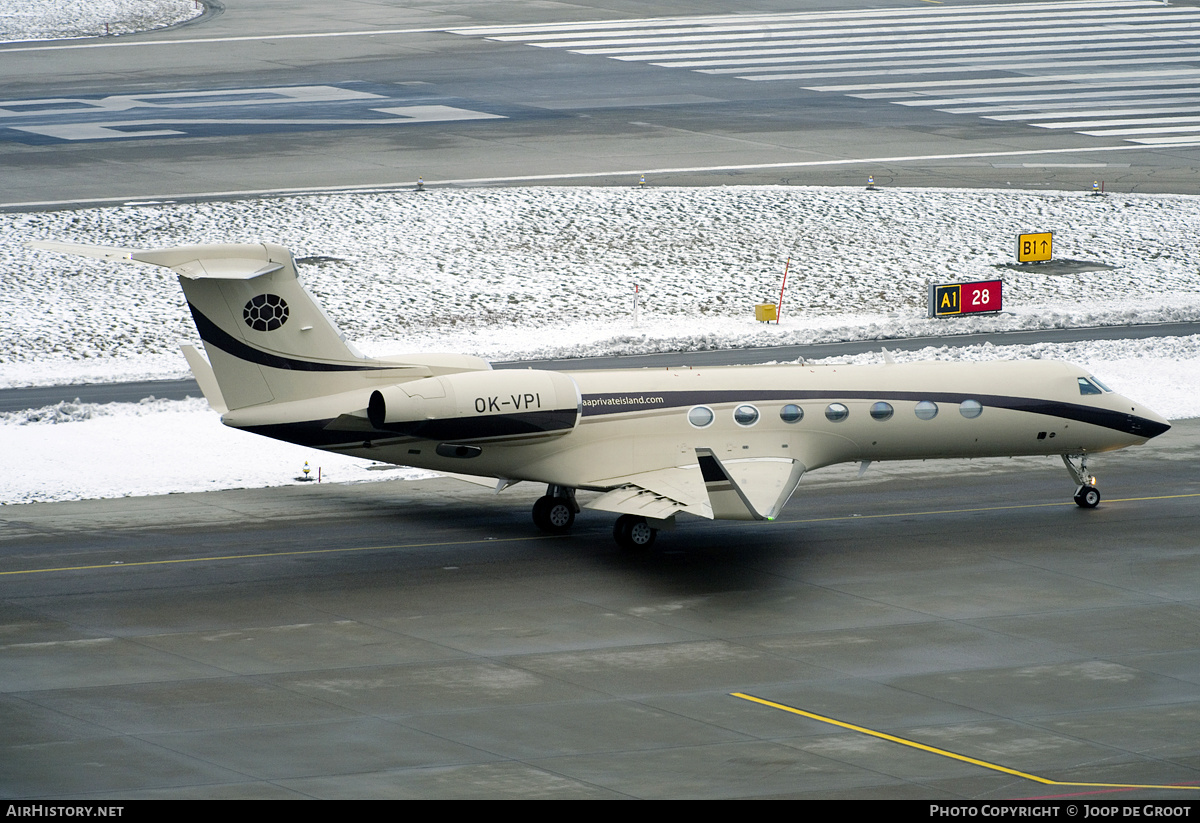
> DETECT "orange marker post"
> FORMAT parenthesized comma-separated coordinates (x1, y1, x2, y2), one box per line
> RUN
(776, 257, 791, 324)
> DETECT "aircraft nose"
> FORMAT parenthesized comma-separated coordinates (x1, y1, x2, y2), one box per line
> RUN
(1125, 399, 1171, 439)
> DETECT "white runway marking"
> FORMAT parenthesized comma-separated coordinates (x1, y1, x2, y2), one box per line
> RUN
(9, 2, 1196, 148)
(451, 0, 1200, 147)
(0, 86, 504, 142)
(0, 27, 442, 52)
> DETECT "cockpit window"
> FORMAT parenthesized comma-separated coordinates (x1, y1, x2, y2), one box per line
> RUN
(1077, 377, 1103, 396)
(1089, 375, 1114, 393)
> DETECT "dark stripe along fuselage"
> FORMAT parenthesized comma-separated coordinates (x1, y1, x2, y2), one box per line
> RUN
(237, 389, 1168, 449)
(580, 390, 1169, 439)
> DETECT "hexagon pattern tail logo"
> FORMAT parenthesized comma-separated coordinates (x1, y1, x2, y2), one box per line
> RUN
(243, 294, 289, 331)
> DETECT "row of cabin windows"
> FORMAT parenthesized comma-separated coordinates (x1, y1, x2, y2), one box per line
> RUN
(687, 400, 984, 428)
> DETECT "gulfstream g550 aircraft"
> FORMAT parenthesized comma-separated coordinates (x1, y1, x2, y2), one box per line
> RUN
(32, 241, 1171, 549)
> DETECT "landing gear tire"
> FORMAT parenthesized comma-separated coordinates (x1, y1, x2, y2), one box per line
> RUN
(532, 496, 575, 533)
(1074, 485, 1101, 508)
(613, 514, 657, 550)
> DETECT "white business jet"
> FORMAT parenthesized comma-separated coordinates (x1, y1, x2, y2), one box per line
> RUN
(31, 241, 1171, 549)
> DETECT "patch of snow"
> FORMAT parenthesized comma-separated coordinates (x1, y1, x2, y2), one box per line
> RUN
(0, 0, 202, 42)
(5, 186, 1200, 388)
(0, 397, 430, 505)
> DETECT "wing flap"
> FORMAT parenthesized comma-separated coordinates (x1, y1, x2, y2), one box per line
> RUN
(587, 485, 694, 521)
(586, 465, 713, 519)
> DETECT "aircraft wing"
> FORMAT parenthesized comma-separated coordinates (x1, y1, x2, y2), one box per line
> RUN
(587, 451, 806, 522)
(586, 466, 713, 520)
(436, 472, 521, 493)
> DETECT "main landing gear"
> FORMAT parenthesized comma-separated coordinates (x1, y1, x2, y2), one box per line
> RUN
(1062, 454, 1100, 508)
(613, 514, 657, 550)
(530, 486, 662, 549)
(531, 485, 578, 534)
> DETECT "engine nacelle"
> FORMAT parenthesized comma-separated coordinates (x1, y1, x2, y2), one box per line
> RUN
(368, 369, 581, 441)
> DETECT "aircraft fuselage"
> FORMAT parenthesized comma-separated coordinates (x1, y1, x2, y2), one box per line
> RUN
(295, 359, 1168, 491)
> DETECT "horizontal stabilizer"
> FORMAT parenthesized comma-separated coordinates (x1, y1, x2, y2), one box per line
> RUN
(26, 241, 136, 262)
(28, 241, 285, 280)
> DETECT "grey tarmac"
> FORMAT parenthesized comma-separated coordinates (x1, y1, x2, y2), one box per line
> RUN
(3, 0, 1200, 208)
(1, 420, 1198, 798)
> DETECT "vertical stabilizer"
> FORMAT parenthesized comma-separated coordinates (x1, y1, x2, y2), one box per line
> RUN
(29, 241, 415, 412)
(135, 243, 381, 409)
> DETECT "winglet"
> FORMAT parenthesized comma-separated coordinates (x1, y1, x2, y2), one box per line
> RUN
(696, 448, 761, 520)
(696, 449, 805, 521)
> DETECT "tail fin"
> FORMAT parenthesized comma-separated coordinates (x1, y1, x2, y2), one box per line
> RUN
(29, 241, 487, 412)
(155, 243, 382, 409)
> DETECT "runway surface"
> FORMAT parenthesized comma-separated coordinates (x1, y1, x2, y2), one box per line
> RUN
(3, 0, 1200, 209)
(2, 419, 1198, 798)
(4, 0, 1199, 800)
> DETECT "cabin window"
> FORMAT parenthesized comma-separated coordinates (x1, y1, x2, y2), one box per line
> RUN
(825, 403, 849, 422)
(733, 404, 760, 426)
(1077, 378, 1102, 396)
(959, 399, 983, 419)
(914, 400, 939, 420)
(870, 402, 894, 421)
(780, 404, 804, 423)
(688, 406, 715, 428)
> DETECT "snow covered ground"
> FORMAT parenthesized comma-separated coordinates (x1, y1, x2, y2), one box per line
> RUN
(0, 0, 202, 42)
(6, 186, 1200, 386)
(4, 185, 1199, 504)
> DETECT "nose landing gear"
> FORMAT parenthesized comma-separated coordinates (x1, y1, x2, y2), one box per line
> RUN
(1062, 454, 1100, 508)
(1073, 485, 1101, 508)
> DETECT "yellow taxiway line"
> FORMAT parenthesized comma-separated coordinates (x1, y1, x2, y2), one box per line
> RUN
(0, 534, 564, 577)
(732, 692, 1200, 792)
(3, 493, 1197, 577)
